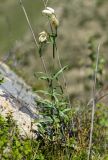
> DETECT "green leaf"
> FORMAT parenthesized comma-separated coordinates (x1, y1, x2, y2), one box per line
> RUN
(39, 76, 51, 81)
(49, 35, 53, 43)
(0, 77, 4, 85)
(35, 90, 51, 95)
(53, 65, 68, 79)
(35, 117, 53, 124)
(62, 108, 71, 113)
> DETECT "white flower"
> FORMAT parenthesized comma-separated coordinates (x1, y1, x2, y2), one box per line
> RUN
(46, 7, 55, 14)
(42, 7, 55, 16)
(42, 9, 52, 16)
(39, 31, 47, 43)
(42, 7, 59, 28)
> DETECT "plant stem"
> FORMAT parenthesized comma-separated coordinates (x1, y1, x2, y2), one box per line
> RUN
(42, 0, 71, 107)
(88, 42, 101, 160)
(42, 0, 49, 8)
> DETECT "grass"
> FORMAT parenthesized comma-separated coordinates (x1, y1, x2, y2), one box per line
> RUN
(0, 102, 108, 159)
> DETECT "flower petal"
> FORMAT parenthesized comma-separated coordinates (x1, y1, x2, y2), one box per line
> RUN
(46, 7, 55, 14)
(42, 9, 52, 16)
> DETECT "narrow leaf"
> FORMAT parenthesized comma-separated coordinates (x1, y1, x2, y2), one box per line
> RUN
(53, 65, 68, 79)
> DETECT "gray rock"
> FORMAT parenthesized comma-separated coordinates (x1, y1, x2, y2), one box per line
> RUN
(0, 61, 40, 137)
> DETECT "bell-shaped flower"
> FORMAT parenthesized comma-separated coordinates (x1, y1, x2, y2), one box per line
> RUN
(46, 7, 55, 14)
(42, 7, 55, 16)
(42, 7, 59, 28)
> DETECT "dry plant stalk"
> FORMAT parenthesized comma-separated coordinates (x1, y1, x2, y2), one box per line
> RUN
(19, 0, 48, 75)
(88, 42, 101, 160)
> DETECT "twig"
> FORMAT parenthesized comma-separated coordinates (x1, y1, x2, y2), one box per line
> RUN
(87, 91, 108, 106)
(42, 0, 49, 8)
(19, 0, 48, 75)
(19, 0, 38, 48)
(96, 92, 108, 102)
(87, 42, 101, 160)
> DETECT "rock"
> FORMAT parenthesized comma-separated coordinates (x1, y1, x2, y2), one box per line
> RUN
(0, 61, 40, 137)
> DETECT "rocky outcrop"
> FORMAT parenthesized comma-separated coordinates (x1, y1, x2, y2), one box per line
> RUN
(0, 61, 40, 137)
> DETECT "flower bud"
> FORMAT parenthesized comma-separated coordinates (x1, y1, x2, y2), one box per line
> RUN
(51, 15, 59, 28)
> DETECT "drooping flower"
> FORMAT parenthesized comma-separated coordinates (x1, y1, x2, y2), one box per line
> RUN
(42, 7, 59, 28)
(39, 31, 48, 43)
(42, 7, 55, 16)
(42, 9, 52, 16)
(46, 7, 55, 14)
